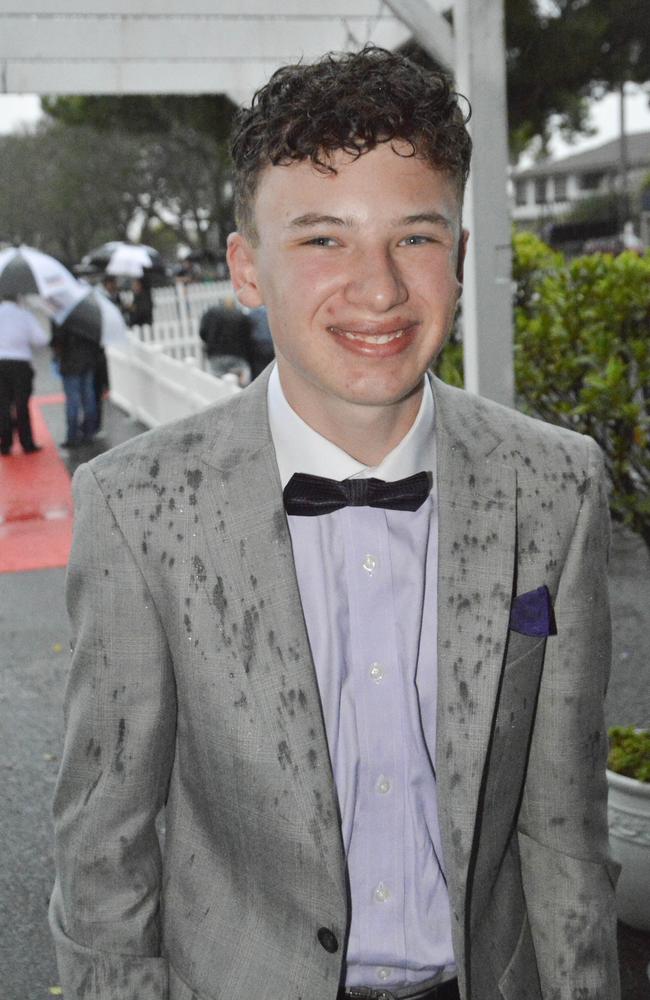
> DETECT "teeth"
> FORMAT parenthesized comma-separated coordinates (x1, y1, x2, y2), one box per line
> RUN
(336, 328, 407, 344)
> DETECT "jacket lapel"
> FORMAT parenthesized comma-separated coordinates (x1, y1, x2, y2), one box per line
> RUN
(432, 378, 517, 935)
(196, 374, 347, 903)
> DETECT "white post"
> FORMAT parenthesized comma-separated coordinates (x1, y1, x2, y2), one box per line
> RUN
(454, 0, 513, 406)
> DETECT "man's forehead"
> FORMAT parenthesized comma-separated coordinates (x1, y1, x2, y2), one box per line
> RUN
(254, 144, 460, 216)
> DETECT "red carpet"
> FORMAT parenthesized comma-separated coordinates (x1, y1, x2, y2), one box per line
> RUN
(0, 394, 73, 573)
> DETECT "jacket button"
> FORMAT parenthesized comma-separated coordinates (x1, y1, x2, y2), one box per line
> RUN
(317, 927, 338, 953)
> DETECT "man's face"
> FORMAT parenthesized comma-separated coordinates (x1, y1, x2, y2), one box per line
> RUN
(228, 141, 466, 432)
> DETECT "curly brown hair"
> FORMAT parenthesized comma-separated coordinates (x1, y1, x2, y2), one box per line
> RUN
(230, 46, 472, 240)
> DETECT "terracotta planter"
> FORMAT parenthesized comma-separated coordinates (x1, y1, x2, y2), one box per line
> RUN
(607, 768, 650, 931)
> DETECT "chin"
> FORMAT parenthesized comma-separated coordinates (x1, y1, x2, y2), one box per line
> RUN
(337, 378, 424, 409)
(351, 366, 426, 396)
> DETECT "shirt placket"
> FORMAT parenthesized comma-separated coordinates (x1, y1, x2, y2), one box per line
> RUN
(343, 506, 406, 983)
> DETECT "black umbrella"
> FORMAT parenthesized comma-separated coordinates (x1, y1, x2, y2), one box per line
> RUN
(0, 245, 81, 319)
(58, 289, 128, 346)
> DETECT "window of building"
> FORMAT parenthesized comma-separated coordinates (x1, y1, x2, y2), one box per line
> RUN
(553, 175, 567, 201)
(515, 180, 528, 206)
(534, 177, 547, 205)
(580, 171, 604, 191)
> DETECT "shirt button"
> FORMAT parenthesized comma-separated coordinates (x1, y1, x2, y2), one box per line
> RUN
(317, 927, 338, 953)
(376, 776, 391, 795)
(377, 968, 391, 982)
(362, 553, 378, 574)
(373, 882, 391, 903)
(369, 662, 384, 683)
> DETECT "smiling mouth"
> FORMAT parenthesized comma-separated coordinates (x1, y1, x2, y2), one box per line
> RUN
(327, 326, 413, 345)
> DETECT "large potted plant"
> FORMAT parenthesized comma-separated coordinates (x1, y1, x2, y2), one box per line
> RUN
(606, 726, 650, 931)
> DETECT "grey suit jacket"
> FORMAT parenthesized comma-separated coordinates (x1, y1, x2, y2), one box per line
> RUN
(50, 371, 620, 1000)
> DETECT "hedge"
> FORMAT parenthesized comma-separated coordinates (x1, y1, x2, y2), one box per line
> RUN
(434, 232, 650, 548)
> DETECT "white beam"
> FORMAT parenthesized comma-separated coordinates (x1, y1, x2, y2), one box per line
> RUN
(454, 0, 513, 406)
(0, 18, 402, 60)
(1, 1, 388, 12)
(384, 0, 455, 69)
(2, 60, 275, 99)
(0, 6, 411, 101)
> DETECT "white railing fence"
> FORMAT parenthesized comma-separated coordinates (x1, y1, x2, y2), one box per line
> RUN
(131, 279, 233, 367)
(108, 281, 241, 427)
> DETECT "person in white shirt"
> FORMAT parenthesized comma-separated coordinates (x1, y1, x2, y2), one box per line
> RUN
(0, 295, 49, 455)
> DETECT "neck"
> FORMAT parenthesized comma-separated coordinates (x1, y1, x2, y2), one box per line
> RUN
(278, 374, 425, 467)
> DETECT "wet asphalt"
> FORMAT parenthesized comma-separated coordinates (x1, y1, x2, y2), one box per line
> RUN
(0, 347, 648, 999)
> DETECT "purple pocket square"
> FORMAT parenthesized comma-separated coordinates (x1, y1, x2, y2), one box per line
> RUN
(509, 585, 557, 637)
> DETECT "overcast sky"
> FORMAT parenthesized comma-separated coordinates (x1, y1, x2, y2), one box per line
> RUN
(1, 85, 649, 162)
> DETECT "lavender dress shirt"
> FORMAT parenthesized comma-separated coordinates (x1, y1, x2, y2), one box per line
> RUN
(268, 367, 455, 989)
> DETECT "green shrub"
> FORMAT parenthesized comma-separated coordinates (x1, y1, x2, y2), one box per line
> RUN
(511, 229, 565, 315)
(514, 250, 650, 547)
(608, 726, 650, 783)
(435, 234, 650, 549)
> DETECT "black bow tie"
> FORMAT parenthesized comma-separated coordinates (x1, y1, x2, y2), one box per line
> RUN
(283, 471, 431, 516)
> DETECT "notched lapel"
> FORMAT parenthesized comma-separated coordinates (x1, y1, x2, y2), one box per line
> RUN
(433, 380, 517, 929)
(196, 381, 346, 902)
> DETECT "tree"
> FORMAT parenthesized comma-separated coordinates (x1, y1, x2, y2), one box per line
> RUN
(41, 94, 238, 255)
(405, 0, 650, 158)
(0, 123, 144, 264)
(41, 94, 237, 144)
(505, 0, 601, 156)
(138, 126, 233, 252)
(575, 0, 650, 91)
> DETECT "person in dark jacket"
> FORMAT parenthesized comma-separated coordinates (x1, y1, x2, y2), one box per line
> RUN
(51, 322, 103, 448)
(198, 297, 253, 385)
(127, 276, 153, 327)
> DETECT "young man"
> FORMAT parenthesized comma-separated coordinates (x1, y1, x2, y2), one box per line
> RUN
(50, 47, 619, 1000)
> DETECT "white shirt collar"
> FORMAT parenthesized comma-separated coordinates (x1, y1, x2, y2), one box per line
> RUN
(267, 364, 435, 488)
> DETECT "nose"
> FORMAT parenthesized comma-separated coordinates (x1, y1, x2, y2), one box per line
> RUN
(343, 247, 408, 312)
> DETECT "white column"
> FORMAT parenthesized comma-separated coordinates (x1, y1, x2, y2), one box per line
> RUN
(454, 0, 513, 405)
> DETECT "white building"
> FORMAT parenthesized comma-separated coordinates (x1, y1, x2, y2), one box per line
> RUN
(511, 131, 650, 229)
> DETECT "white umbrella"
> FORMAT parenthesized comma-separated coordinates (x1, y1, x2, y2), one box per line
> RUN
(105, 243, 161, 278)
(0, 245, 83, 322)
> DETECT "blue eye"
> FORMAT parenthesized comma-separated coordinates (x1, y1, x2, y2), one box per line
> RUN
(401, 234, 434, 246)
(305, 236, 338, 247)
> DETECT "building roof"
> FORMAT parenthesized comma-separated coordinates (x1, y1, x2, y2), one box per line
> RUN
(513, 130, 650, 179)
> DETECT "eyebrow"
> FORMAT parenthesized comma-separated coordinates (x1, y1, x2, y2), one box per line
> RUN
(288, 213, 353, 229)
(287, 211, 453, 230)
(400, 212, 453, 230)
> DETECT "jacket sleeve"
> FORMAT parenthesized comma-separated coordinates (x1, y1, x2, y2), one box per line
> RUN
(516, 438, 621, 999)
(49, 462, 176, 999)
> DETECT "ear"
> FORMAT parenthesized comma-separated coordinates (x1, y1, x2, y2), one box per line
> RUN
(226, 232, 264, 309)
(456, 228, 469, 286)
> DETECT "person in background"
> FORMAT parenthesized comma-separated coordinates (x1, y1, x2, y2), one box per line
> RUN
(174, 256, 201, 284)
(247, 304, 275, 379)
(0, 294, 48, 455)
(127, 276, 153, 327)
(91, 276, 121, 434)
(51, 318, 102, 449)
(101, 275, 122, 312)
(198, 296, 253, 385)
(92, 346, 109, 436)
